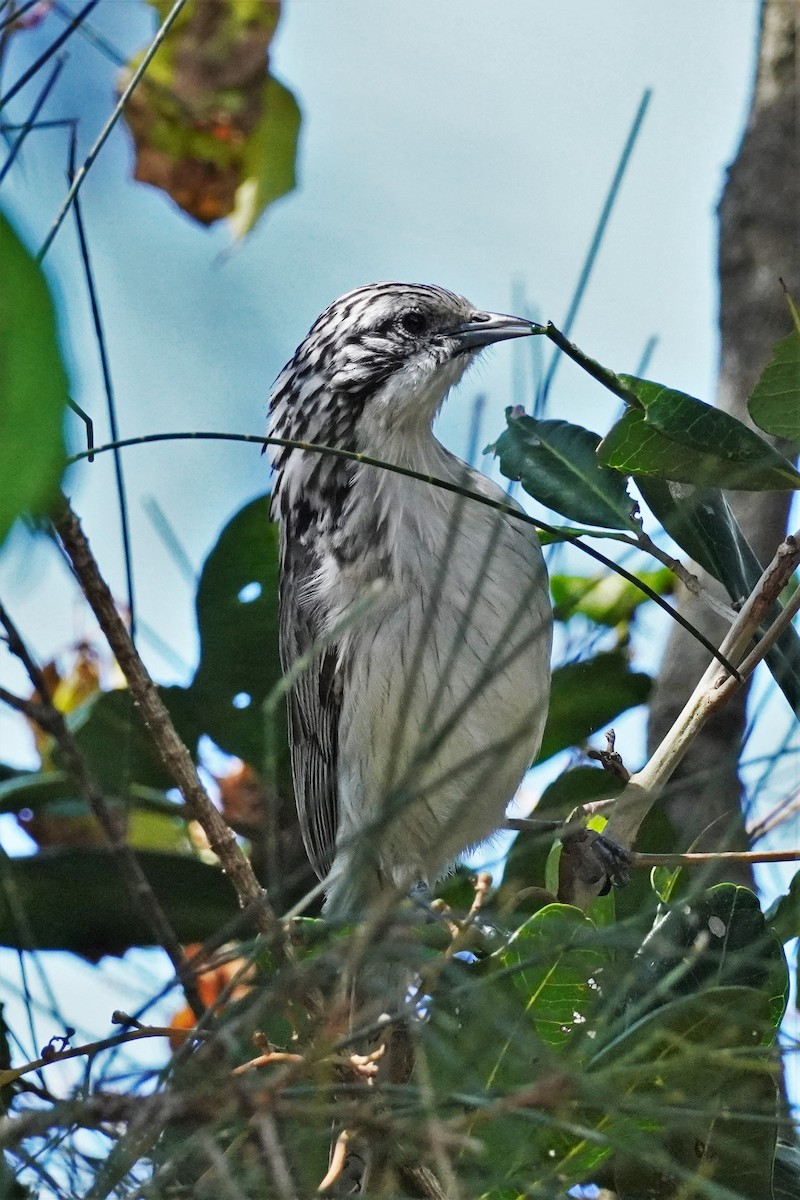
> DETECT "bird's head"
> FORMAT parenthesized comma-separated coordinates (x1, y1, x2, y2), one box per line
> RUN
(269, 282, 533, 450)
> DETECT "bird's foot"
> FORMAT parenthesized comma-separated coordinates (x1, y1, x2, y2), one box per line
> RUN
(558, 825, 632, 904)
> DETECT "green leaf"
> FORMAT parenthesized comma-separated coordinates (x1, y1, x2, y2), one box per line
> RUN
(190, 494, 288, 781)
(0, 214, 68, 549)
(600, 396, 800, 490)
(748, 330, 800, 441)
(536, 650, 651, 763)
(593, 987, 779, 1200)
(230, 76, 302, 238)
(496, 903, 607, 1048)
(490, 411, 638, 529)
(551, 567, 673, 626)
(64, 688, 197, 793)
(0, 849, 241, 956)
(765, 869, 800, 945)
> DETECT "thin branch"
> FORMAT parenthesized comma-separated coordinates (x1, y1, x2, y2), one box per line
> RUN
(69, 132, 137, 639)
(50, 494, 277, 938)
(539, 88, 651, 404)
(0, 1091, 187, 1151)
(0, 1024, 206, 1089)
(0, 0, 98, 115)
(631, 528, 737, 621)
(0, 54, 65, 185)
(253, 1111, 299, 1200)
(0, 601, 204, 1017)
(66, 430, 740, 676)
(632, 848, 800, 868)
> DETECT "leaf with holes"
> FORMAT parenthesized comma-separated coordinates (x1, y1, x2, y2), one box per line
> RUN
(496, 903, 606, 1047)
(190, 495, 288, 781)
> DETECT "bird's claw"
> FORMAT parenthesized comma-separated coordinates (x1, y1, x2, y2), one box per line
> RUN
(591, 832, 632, 891)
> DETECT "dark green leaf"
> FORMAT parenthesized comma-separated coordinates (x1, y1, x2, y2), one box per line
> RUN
(190, 495, 288, 781)
(0, 849, 241, 956)
(490, 412, 638, 529)
(0, 763, 27, 785)
(636, 475, 800, 719)
(594, 987, 779, 1200)
(0, 771, 188, 852)
(635, 476, 754, 595)
(748, 330, 800, 441)
(64, 687, 198, 793)
(536, 651, 651, 763)
(533, 765, 626, 824)
(0, 772, 75, 814)
(614, 1068, 778, 1200)
(600, 402, 800, 490)
(628, 885, 788, 1031)
(422, 954, 610, 1193)
(0, 214, 69, 549)
(551, 567, 673, 625)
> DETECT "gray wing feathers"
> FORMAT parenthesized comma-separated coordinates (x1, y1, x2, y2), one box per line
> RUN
(278, 528, 340, 880)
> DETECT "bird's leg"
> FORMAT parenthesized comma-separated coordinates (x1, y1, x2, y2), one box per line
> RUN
(505, 815, 632, 900)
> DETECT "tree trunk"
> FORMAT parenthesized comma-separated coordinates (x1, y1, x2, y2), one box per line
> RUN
(646, 0, 799, 884)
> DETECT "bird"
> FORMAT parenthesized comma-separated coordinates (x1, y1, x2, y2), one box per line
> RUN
(268, 282, 553, 920)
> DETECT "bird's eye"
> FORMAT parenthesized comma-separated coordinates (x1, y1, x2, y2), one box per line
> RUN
(398, 310, 427, 336)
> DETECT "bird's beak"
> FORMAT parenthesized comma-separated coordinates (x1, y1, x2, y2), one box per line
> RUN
(451, 312, 534, 351)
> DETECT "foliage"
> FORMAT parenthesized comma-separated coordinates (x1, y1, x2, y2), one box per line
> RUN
(0, 306, 797, 1193)
(0, 215, 68, 552)
(1, 18, 800, 1191)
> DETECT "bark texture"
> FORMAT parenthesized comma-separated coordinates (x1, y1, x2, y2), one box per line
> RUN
(646, 0, 799, 884)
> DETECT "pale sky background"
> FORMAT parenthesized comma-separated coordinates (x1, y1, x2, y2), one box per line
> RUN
(5, 0, 796, 1102)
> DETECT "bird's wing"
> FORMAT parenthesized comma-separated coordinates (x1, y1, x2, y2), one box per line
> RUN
(279, 527, 340, 881)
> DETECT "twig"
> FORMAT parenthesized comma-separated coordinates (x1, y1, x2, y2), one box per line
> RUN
(586, 728, 631, 783)
(0, 0, 98, 115)
(632, 529, 736, 621)
(601, 530, 800, 859)
(0, 1024, 206, 1088)
(67, 431, 740, 677)
(51, 494, 276, 936)
(0, 601, 203, 1017)
(632, 848, 800, 868)
(0, 1091, 188, 1151)
(318, 1128, 351, 1193)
